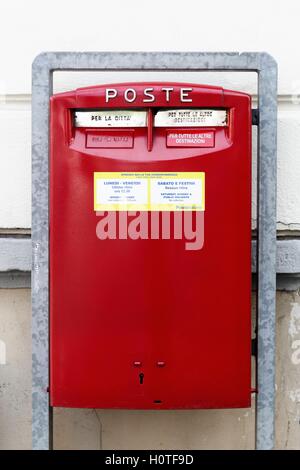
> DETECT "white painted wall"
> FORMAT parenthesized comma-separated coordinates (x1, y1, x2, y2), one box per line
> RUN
(0, 0, 300, 228)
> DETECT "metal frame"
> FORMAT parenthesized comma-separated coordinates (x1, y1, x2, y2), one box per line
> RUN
(32, 52, 277, 450)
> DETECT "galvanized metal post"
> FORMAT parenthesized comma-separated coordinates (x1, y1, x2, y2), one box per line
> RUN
(32, 59, 53, 450)
(256, 55, 278, 450)
(32, 52, 277, 450)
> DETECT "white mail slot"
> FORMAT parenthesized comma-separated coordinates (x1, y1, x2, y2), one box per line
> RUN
(74, 110, 148, 128)
(154, 109, 228, 127)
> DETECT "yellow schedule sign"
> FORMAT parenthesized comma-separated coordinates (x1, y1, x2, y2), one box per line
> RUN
(94, 172, 205, 212)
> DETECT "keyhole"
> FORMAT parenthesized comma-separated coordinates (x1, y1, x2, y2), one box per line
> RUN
(139, 372, 144, 385)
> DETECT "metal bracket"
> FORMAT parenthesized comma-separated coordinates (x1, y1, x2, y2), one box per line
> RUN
(252, 108, 259, 126)
(252, 338, 258, 357)
(32, 51, 277, 450)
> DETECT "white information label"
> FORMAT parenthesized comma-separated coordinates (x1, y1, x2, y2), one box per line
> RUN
(96, 178, 148, 205)
(150, 178, 203, 209)
(94, 172, 205, 212)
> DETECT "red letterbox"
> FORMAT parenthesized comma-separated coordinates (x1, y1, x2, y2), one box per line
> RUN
(50, 82, 252, 409)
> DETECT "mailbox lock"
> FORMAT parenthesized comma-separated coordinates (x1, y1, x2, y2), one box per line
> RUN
(139, 373, 144, 385)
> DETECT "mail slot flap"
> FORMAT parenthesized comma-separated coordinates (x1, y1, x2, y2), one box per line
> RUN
(154, 109, 228, 127)
(74, 110, 147, 128)
(74, 109, 228, 128)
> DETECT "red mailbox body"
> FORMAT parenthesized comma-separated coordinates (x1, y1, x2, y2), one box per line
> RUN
(50, 82, 252, 409)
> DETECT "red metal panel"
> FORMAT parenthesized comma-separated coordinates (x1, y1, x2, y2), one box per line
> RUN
(50, 83, 252, 409)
